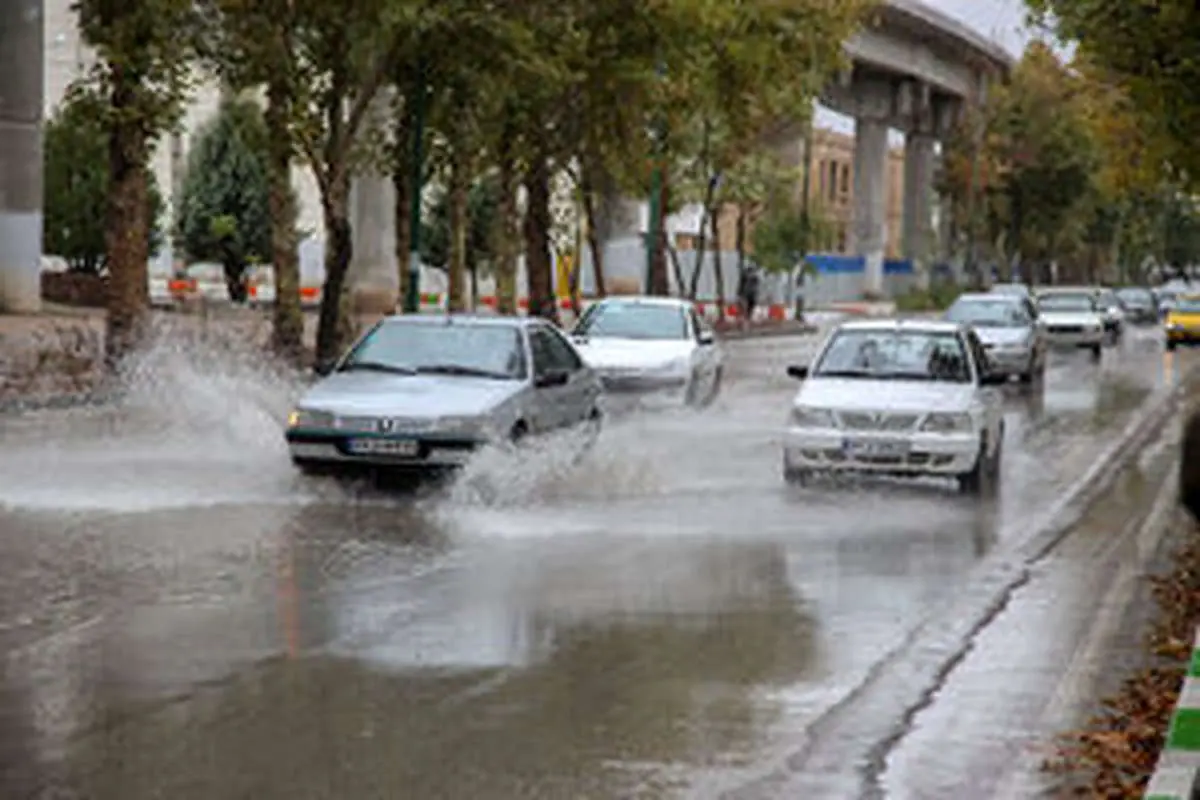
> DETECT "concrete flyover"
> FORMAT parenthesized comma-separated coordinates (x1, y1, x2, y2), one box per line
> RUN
(825, 0, 1013, 295)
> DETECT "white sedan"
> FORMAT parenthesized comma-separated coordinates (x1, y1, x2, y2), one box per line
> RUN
(569, 296, 723, 407)
(782, 319, 1006, 494)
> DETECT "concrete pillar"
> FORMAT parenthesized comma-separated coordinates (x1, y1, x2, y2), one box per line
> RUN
(903, 131, 936, 281)
(852, 116, 888, 297)
(348, 97, 398, 315)
(0, 0, 44, 313)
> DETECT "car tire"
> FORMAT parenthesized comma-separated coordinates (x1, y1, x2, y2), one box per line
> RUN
(509, 421, 529, 445)
(1167, 340, 1178, 352)
(1089, 343, 1102, 360)
(292, 458, 322, 477)
(957, 436, 992, 495)
(702, 367, 723, 407)
(783, 465, 811, 486)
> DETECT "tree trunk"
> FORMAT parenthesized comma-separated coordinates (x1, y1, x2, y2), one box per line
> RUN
(649, 170, 671, 296)
(688, 181, 717, 300)
(523, 151, 554, 319)
(579, 167, 607, 299)
(265, 78, 302, 359)
(104, 65, 151, 367)
(495, 148, 519, 314)
(446, 150, 468, 312)
(392, 108, 413, 310)
(314, 171, 354, 369)
(711, 205, 726, 322)
(736, 205, 748, 276)
(666, 242, 686, 294)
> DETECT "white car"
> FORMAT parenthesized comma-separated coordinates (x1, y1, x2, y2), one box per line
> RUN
(1034, 289, 1106, 359)
(781, 319, 1006, 494)
(569, 296, 723, 407)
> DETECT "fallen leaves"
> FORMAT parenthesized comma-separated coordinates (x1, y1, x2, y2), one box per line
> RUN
(1044, 523, 1200, 797)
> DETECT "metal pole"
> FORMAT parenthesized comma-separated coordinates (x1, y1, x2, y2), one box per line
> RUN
(0, 0, 44, 313)
(403, 60, 426, 314)
(645, 166, 661, 293)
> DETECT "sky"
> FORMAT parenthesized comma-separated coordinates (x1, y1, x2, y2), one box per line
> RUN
(816, 0, 1034, 134)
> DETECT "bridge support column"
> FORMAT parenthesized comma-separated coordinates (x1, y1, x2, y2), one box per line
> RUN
(0, 0, 43, 313)
(348, 97, 398, 316)
(852, 116, 888, 297)
(903, 130, 936, 286)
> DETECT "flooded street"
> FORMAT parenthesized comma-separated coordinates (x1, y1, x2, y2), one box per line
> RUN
(0, 328, 1190, 799)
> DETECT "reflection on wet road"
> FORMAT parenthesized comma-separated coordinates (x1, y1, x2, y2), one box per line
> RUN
(0, 328, 1190, 799)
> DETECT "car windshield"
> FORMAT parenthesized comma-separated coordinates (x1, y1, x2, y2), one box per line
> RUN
(1038, 293, 1095, 312)
(812, 329, 972, 383)
(575, 302, 688, 340)
(945, 298, 1029, 328)
(1116, 288, 1153, 306)
(1174, 297, 1200, 313)
(338, 321, 527, 380)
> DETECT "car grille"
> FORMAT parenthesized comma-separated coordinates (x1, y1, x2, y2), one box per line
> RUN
(1047, 325, 1084, 334)
(334, 415, 435, 433)
(835, 411, 920, 432)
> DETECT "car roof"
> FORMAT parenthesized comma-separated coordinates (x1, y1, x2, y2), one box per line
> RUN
(377, 313, 544, 329)
(590, 295, 692, 309)
(955, 292, 1022, 303)
(837, 317, 965, 335)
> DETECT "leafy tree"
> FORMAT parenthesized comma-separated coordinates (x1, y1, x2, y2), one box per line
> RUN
(74, 0, 200, 362)
(419, 175, 501, 302)
(751, 197, 833, 277)
(43, 83, 164, 275)
(1027, 0, 1200, 190)
(177, 98, 277, 302)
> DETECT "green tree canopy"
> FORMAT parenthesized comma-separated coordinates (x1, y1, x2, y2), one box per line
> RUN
(177, 97, 278, 301)
(43, 83, 164, 275)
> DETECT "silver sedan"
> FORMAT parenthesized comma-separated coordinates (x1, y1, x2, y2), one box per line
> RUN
(943, 292, 1046, 383)
(285, 315, 604, 473)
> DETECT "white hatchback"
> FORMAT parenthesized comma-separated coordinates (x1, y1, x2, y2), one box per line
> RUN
(782, 319, 1006, 494)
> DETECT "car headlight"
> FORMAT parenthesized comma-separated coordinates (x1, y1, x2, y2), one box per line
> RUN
(287, 408, 333, 429)
(919, 412, 973, 433)
(437, 415, 483, 434)
(788, 406, 836, 428)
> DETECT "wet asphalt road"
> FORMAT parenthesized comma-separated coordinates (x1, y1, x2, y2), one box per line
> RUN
(0, 326, 1192, 799)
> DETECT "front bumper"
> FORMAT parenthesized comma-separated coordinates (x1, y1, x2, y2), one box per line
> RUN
(285, 430, 485, 470)
(1043, 327, 1104, 347)
(597, 371, 689, 406)
(982, 345, 1033, 375)
(782, 428, 979, 475)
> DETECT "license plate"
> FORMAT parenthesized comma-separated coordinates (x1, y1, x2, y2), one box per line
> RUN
(347, 438, 420, 457)
(843, 438, 910, 457)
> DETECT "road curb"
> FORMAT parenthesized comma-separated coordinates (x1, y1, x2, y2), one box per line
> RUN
(717, 323, 819, 341)
(0, 389, 122, 416)
(1016, 368, 1195, 565)
(1145, 637, 1200, 799)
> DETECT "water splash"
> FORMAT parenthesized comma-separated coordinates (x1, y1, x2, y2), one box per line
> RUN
(0, 320, 316, 512)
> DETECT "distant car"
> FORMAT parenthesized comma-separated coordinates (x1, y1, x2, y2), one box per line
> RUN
(285, 315, 603, 474)
(569, 296, 723, 407)
(781, 318, 1006, 495)
(989, 282, 1032, 300)
(1115, 286, 1158, 324)
(1091, 286, 1126, 340)
(1156, 287, 1182, 319)
(1034, 288, 1106, 359)
(944, 292, 1046, 384)
(1164, 294, 1200, 351)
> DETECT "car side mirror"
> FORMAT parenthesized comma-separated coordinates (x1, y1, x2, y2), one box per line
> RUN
(535, 369, 569, 388)
(697, 330, 715, 345)
(313, 361, 335, 377)
(786, 365, 809, 380)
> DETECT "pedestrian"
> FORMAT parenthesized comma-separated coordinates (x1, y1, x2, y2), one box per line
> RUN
(738, 266, 760, 330)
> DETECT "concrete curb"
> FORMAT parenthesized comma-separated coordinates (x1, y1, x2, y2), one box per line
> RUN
(0, 389, 122, 416)
(717, 323, 819, 341)
(1145, 636, 1200, 799)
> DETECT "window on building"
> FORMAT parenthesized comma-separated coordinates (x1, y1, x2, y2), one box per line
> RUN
(837, 224, 848, 253)
(817, 160, 827, 199)
(840, 163, 851, 197)
(828, 161, 838, 202)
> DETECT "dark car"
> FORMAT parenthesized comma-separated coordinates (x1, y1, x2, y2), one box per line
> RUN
(1115, 286, 1159, 324)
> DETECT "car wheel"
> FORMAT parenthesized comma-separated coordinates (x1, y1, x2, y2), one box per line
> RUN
(1167, 340, 1178, 352)
(509, 421, 529, 445)
(783, 465, 811, 486)
(956, 437, 988, 495)
(292, 458, 322, 477)
(1089, 343, 1102, 360)
(701, 367, 723, 407)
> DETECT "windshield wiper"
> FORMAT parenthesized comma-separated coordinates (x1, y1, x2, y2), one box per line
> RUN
(814, 369, 874, 378)
(413, 364, 511, 379)
(338, 361, 417, 375)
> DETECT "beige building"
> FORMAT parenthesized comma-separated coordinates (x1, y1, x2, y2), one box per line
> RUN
(679, 127, 906, 259)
